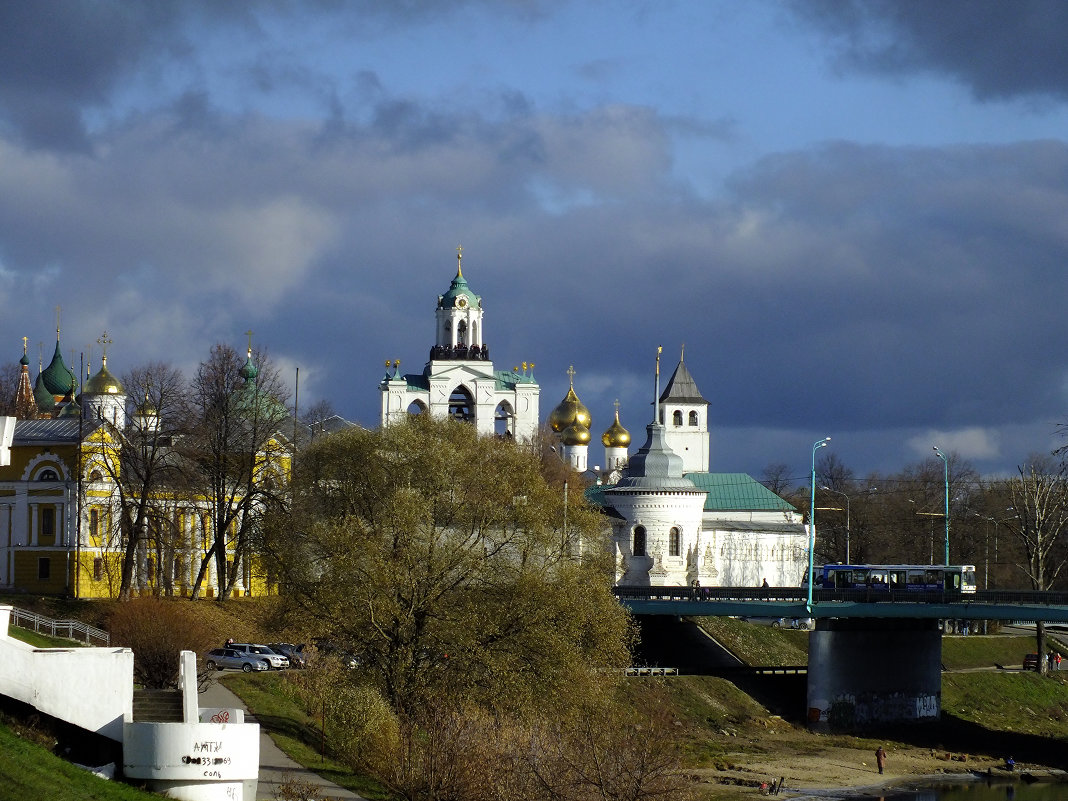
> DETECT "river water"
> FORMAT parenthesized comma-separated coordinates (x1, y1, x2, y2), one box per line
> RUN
(865, 778, 1066, 800)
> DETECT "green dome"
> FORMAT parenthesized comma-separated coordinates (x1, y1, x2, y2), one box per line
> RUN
(33, 373, 55, 411)
(41, 341, 74, 396)
(438, 267, 480, 311)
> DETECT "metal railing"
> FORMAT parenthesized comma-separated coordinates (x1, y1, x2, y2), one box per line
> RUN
(9, 606, 110, 647)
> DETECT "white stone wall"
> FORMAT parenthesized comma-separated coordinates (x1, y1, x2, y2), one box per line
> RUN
(610, 491, 707, 586)
(0, 606, 133, 742)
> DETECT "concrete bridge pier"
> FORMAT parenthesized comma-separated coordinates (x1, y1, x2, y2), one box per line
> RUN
(806, 617, 941, 731)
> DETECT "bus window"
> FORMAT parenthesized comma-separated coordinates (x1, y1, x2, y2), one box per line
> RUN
(948, 573, 961, 590)
(908, 571, 925, 586)
(835, 570, 852, 589)
(925, 569, 940, 586)
(889, 571, 905, 586)
(869, 570, 887, 586)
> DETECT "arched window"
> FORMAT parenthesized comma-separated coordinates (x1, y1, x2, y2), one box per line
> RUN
(669, 527, 681, 557)
(633, 526, 646, 557)
(688, 410, 698, 426)
(672, 410, 683, 426)
(494, 401, 515, 437)
(39, 469, 58, 481)
(407, 399, 428, 416)
(448, 385, 475, 423)
(89, 469, 103, 481)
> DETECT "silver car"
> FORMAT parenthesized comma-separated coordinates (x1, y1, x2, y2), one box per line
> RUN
(228, 643, 290, 669)
(203, 648, 270, 673)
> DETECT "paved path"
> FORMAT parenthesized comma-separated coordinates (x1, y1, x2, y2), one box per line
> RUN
(199, 678, 362, 801)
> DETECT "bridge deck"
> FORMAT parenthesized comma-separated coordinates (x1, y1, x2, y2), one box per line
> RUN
(615, 586, 1068, 623)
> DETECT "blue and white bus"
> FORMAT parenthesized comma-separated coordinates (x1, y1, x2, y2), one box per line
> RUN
(807, 564, 977, 594)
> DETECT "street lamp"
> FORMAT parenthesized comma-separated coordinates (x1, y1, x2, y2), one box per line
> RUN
(820, 485, 851, 564)
(933, 447, 949, 565)
(807, 437, 831, 612)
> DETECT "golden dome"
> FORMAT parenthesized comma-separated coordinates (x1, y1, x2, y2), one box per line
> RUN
(549, 368, 591, 433)
(561, 422, 591, 446)
(602, 410, 631, 448)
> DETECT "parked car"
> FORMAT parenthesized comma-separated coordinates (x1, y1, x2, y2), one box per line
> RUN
(227, 643, 290, 670)
(203, 648, 270, 673)
(1023, 653, 1040, 672)
(269, 643, 307, 669)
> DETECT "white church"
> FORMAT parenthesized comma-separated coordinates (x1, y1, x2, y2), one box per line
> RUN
(381, 256, 808, 589)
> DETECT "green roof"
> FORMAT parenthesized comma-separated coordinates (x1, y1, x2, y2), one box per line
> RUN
(587, 472, 796, 514)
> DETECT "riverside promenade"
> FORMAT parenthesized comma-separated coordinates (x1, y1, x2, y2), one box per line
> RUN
(198, 680, 362, 801)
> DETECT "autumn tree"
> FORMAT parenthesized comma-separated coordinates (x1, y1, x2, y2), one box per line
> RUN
(268, 415, 631, 715)
(182, 344, 291, 600)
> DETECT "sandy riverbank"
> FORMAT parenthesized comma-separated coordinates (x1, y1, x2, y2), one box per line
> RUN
(693, 741, 1036, 800)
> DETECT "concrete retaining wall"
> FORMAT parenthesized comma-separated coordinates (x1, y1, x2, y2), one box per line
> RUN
(0, 605, 133, 742)
(806, 617, 942, 730)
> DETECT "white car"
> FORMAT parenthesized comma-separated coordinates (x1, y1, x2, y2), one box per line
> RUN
(227, 643, 290, 669)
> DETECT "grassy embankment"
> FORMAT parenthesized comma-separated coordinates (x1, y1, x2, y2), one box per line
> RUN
(3, 597, 1068, 801)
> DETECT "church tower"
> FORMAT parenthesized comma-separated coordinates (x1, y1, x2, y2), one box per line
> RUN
(81, 333, 126, 428)
(549, 366, 591, 472)
(604, 348, 707, 586)
(14, 339, 38, 419)
(659, 347, 710, 473)
(380, 248, 540, 440)
(601, 400, 630, 481)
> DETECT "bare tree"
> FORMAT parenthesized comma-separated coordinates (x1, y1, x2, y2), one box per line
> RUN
(182, 344, 291, 601)
(1002, 455, 1068, 670)
(81, 362, 187, 600)
(760, 462, 793, 496)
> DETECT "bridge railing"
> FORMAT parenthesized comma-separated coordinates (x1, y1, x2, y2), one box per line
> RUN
(613, 585, 1068, 606)
(8, 606, 110, 647)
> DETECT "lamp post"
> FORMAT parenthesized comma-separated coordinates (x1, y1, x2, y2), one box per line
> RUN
(820, 485, 851, 564)
(807, 437, 831, 612)
(933, 447, 949, 565)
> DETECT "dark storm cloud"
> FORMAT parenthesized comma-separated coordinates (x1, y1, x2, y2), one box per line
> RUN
(0, 2, 190, 150)
(791, 0, 1068, 102)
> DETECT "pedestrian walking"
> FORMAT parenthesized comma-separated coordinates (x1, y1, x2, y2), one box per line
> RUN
(1057, 652, 1062, 671)
(875, 746, 887, 775)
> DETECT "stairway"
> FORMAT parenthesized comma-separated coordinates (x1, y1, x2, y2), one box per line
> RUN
(132, 688, 185, 723)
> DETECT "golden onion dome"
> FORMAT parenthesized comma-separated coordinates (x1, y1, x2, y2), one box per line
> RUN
(601, 410, 631, 448)
(84, 359, 124, 396)
(561, 422, 591, 446)
(549, 385, 591, 433)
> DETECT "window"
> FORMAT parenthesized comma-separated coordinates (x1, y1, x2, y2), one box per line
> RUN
(89, 470, 103, 481)
(41, 507, 55, 538)
(39, 469, 58, 481)
(688, 411, 698, 426)
(38, 558, 50, 580)
(669, 527, 681, 557)
(93, 558, 103, 581)
(672, 410, 683, 426)
(90, 509, 99, 543)
(633, 526, 646, 557)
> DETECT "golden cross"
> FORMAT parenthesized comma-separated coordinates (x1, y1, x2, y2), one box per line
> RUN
(245, 329, 254, 353)
(21, 336, 26, 355)
(97, 330, 112, 358)
(456, 244, 463, 277)
(567, 364, 576, 384)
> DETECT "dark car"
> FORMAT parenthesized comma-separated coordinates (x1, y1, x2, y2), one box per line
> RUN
(1023, 653, 1040, 672)
(269, 643, 307, 669)
(204, 648, 270, 673)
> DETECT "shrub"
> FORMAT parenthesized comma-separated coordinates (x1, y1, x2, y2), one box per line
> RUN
(108, 598, 217, 688)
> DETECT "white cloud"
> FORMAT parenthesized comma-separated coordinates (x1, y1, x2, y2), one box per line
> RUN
(907, 429, 1001, 462)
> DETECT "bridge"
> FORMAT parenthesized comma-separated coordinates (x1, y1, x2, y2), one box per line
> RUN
(614, 585, 1068, 623)
(614, 585, 1065, 731)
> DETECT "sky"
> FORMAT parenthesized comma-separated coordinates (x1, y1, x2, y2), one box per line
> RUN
(3, 0, 1068, 483)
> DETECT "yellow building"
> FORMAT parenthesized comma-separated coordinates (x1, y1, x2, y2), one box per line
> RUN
(0, 339, 290, 599)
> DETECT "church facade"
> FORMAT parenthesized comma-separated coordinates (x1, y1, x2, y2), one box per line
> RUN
(0, 334, 286, 599)
(554, 351, 808, 588)
(380, 250, 540, 439)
